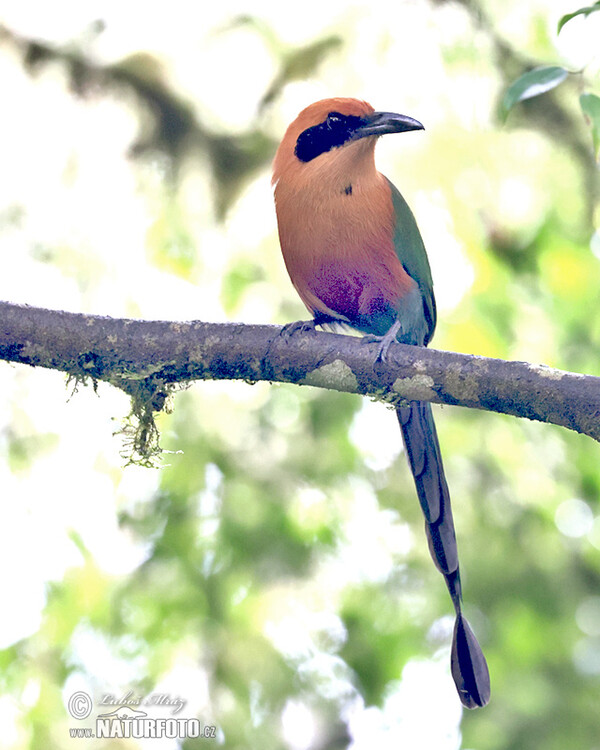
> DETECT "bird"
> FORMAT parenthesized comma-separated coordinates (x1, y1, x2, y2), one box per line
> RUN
(272, 98, 490, 708)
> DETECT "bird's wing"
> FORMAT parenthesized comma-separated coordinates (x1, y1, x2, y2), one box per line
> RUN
(385, 177, 437, 344)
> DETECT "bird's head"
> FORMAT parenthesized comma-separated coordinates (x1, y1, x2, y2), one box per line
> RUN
(272, 97, 423, 188)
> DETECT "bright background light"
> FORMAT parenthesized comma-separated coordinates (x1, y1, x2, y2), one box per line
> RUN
(1, 0, 599, 748)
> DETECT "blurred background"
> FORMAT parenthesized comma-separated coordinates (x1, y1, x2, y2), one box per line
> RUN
(1, 0, 600, 748)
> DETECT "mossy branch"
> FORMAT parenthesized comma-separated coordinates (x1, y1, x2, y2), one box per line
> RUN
(2, 301, 600, 459)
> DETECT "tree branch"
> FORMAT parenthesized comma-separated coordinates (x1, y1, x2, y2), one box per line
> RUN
(2, 300, 599, 442)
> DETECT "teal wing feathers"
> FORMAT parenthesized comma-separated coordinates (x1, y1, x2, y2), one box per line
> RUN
(385, 176, 436, 345)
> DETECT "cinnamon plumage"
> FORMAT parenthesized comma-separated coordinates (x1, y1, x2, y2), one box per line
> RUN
(273, 98, 490, 708)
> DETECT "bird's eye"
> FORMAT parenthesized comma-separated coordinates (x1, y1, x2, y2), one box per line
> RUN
(326, 112, 342, 128)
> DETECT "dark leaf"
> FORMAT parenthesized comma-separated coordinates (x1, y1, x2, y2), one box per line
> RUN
(502, 66, 568, 118)
(557, 2, 600, 34)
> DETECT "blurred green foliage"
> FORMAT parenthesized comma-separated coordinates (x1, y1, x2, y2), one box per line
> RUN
(1, 2, 600, 749)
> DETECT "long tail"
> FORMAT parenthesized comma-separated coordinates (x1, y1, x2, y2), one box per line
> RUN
(397, 401, 491, 708)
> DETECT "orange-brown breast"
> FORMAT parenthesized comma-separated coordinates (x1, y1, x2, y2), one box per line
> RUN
(273, 136, 416, 330)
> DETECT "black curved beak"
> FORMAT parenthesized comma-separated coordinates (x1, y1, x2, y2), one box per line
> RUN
(355, 111, 424, 139)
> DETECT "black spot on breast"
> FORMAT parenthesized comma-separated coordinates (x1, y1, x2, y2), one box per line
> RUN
(344, 184, 352, 195)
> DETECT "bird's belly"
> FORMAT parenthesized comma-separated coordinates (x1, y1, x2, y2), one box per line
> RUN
(283, 228, 416, 336)
(305, 260, 397, 334)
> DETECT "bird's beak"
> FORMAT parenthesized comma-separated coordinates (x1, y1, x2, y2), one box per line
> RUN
(354, 111, 424, 139)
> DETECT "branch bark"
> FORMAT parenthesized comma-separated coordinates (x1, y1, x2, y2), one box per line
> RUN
(2, 300, 600, 442)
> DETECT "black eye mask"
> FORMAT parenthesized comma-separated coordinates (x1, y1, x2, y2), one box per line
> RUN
(294, 112, 367, 162)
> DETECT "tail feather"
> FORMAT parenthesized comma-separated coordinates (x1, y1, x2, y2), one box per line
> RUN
(425, 500, 459, 575)
(397, 404, 427, 478)
(397, 400, 491, 708)
(397, 401, 446, 524)
(451, 614, 491, 709)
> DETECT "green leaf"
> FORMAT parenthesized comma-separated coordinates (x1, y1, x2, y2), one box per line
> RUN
(502, 66, 568, 118)
(557, 2, 600, 34)
(259, 35, 343, 110)
(580, 93, 600, 160)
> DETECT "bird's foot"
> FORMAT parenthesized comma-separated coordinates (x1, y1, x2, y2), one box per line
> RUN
(362, 319, 402, 362)
(281, 319, 317, 337)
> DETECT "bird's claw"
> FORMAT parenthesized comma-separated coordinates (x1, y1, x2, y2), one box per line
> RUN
(362, 319, 402, 362)
(362, 334, 392, 362)
(281, 319, 317, 337)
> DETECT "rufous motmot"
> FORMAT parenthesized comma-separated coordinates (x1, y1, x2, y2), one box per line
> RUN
(272, 98, 490, 708)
